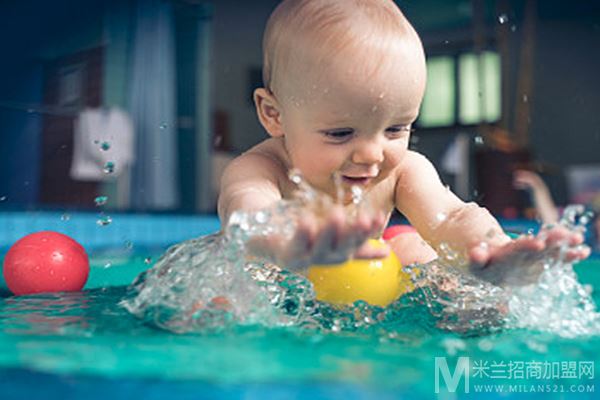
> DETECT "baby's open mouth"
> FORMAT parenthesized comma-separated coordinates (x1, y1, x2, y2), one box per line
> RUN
(342, 176, 373, 185)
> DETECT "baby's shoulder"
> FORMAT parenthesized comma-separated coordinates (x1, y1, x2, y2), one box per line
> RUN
(396, 150, 435, 177)
(225, 138, 289, 181)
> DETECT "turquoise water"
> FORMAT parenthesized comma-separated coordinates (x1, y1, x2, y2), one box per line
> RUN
(1, 251, 599, 398)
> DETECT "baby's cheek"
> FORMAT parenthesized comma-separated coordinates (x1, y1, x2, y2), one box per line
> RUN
(384, 147, 406, 169)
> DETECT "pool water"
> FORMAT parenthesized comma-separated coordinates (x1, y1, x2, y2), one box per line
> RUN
(1, 251, 599, 399)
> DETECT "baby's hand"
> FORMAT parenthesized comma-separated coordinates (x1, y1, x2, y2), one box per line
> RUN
(513, 169, 546, 192)
(467, 226, 590, 286)
(246, 205, 388, 270)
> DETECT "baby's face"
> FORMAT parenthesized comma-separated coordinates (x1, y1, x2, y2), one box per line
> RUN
(277, 40, 426, 201)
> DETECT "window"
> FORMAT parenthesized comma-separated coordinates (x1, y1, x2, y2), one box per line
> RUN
(418, 51, 501, 128)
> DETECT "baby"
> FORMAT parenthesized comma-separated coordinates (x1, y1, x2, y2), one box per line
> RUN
(218, 0, 589, 287)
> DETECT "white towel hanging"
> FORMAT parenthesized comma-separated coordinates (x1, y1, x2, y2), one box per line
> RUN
(70, 107, 135, 181)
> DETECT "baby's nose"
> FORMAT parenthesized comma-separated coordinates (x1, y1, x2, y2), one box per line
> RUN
(351, 139, 384, 165)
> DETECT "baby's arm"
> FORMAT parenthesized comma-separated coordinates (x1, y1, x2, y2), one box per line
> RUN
(395, 151, 510, 258)
(395, 152, 588, 286)
(218, 152, 284, 223)
(513, 169, 559, 224)
(218, 151, 386, 270)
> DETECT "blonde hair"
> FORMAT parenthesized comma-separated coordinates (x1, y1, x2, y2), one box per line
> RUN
(262, 0, 423, 95)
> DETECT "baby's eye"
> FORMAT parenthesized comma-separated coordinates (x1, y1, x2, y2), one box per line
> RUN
(321, 129, 355, 141)
(385, 125, 413, 137)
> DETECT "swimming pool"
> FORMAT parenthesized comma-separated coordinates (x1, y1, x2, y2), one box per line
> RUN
(1, 212, 599, 399)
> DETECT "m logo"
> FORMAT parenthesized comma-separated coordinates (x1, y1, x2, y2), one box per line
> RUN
(435, 357, 470, 393)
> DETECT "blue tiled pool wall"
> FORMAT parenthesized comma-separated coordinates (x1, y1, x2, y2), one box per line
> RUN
(0, 211, 222, 252)
(3, 211, 597, 254)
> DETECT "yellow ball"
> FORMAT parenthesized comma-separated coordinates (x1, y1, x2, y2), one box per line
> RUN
(307, 239, 413, 307)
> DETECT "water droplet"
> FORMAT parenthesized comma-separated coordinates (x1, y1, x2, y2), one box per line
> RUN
(160, 122, 168, 130)
(97, 215, 113, 226)
(93, 140, 99, 145)
(0, 196, 6, 202)
(144, 257, 153, 264)
(444, 40, 450, 45)
(498, 13, 508, 24)
(288, 169, 303, 185)
(254, 211, 268, 224)
(378, 92, 386, 99)
(95, 196, 108, 206)
(60, 213, 71, 221)
(103, 161, 115, 174)
(474, 135, 484, 145)
(371, 105, 378, 112)
(522, 94, 528, 102)
(351, 186, 363, 204)
(510, 24, 517, 32)
(100, 141, 111, 151)
(103, 262, 112, 269)
(436, 212, 447, 222)
(477, 338, 494, 352)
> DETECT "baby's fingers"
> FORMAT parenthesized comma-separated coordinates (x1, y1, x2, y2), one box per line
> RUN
(564, 245, 591, 262)
(354, 240, 390, 259)
(543, 226, 584, 247)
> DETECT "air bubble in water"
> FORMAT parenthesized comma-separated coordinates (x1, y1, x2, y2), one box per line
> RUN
(0, 195, 6, 202)
(160, 122, 168, 130)
(100, 141, 111, 151)
(61, 213, 71, 221)
(474, 135, 484, 145)
(498, 14, 508, 24)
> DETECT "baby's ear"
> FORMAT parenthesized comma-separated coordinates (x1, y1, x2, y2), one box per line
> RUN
(254, 88, 284, 137)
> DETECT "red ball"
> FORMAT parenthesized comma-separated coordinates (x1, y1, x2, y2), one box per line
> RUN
(382, 224, 417, 241)
(3, 231, 89, 295)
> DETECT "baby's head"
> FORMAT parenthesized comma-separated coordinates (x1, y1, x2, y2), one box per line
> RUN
(261, 0, 426, 104)
(255, 0, 427, 198)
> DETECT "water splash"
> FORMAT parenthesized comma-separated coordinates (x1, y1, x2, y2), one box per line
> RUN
(504, 205, 600, 337)
(122, 175, 599, 338)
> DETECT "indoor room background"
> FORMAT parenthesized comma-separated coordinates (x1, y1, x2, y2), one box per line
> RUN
(1, 0, 599, 219)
